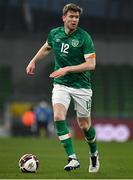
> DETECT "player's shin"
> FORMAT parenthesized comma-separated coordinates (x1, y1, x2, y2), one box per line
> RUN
(55, 120, 76, 158)
(83, 126, 97, 155)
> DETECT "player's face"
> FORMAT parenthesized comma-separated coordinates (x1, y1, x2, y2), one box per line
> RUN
(63, 11, 80, 32)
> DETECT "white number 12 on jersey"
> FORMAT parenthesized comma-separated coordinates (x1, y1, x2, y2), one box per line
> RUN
(61, 43, 69, 54)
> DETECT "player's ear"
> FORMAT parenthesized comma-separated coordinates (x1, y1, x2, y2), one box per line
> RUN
(62, 15, 65, 22)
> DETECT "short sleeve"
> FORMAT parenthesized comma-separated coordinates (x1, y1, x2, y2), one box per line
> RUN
(47, 31, 52, 48)
(83, 32, 95, 55)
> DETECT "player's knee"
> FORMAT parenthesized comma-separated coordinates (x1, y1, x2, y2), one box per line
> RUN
(53, 104, 67, 121)
(54, 113, 65, 121)
(78, 120, 91, 130)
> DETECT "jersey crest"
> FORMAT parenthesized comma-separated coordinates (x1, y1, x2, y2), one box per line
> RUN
(71, 39, 79, 47)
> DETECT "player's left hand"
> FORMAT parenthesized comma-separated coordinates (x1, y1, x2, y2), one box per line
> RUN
(49, 67, 69, 78)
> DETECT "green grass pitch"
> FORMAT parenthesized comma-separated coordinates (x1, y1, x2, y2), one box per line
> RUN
(0, 137, 133, 179)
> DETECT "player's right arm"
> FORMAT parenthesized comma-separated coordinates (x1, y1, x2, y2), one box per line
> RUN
(26, 42, 52, 75)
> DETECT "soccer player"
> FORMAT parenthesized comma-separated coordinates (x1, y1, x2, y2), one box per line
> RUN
(26, 3, 100, 172)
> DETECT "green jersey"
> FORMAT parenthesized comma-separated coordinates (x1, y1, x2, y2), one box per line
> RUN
(47, 26, 95, 89)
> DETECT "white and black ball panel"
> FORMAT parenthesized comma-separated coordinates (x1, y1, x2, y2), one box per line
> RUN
(19, 154, 39, 172)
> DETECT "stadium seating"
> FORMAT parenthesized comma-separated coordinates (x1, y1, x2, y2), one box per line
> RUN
(92, 65, 133, 118)
(0, 66, 12, 108)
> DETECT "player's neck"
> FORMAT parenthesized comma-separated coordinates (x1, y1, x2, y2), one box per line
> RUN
(64, 26, 77, 35)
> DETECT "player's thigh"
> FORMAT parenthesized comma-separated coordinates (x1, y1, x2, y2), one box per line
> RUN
(52, 84, 71, 120)
(71, 88, 92, 118)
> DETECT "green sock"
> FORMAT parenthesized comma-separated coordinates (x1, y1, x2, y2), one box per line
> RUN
(83, 126, 97, 154)
(55, 120, 75, 156)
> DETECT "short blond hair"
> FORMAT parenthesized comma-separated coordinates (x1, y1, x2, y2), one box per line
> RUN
(63, 3, 83, 16)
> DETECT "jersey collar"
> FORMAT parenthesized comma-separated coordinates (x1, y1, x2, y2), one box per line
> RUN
(61, 26, 78, 37)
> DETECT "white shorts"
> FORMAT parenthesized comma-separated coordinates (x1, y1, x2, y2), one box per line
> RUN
(52, 84, 92, 118)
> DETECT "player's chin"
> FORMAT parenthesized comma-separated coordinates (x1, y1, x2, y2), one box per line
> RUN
(70, 25, 77, 31)
(69, 27, 76, 32)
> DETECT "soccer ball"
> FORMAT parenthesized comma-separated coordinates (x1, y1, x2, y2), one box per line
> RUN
(19, 154, 39, 172)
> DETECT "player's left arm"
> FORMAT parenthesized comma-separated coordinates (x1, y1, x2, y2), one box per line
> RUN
(66, 53, 96, 72)
(49, 53, 96, 78)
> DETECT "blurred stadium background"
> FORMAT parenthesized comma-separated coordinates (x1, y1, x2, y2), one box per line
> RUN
(0, 0, 133, 142)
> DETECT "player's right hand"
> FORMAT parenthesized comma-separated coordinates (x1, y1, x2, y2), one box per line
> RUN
(26, 61, 35, 75)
